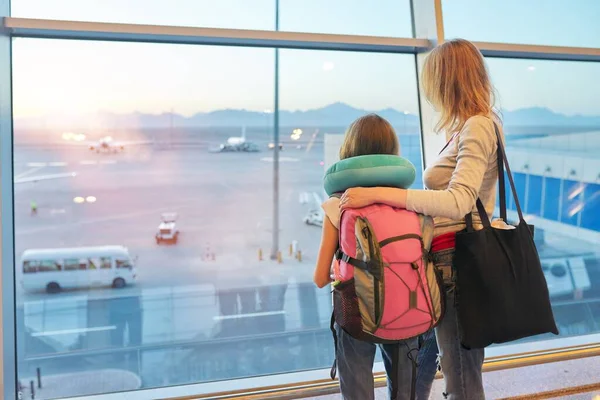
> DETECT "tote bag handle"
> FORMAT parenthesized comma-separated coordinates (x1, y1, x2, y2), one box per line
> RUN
(466, 122, 525, 230)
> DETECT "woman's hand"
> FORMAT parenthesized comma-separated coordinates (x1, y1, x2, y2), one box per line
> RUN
(339, 187, 379, 209)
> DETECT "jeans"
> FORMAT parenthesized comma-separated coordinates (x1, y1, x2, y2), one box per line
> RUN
(415, 250, 486, 400)
(335, 323, 419, 400)
(415, 330, 438, 400)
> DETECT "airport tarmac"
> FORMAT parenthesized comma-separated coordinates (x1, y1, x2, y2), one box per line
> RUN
(13, 141, 339, 378)
(11, 136, 600, 396)
(14, 142, 327, 297)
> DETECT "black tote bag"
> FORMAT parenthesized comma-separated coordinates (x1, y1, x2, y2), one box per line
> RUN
(453, 123, 559, 349)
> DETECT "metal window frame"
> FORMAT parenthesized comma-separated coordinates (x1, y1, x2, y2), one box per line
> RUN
(0, 3, 16, 400)
(2, 18, 600, 62)
(2, 5, 600, 400)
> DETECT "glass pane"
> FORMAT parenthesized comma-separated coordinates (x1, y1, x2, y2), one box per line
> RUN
(280, 0, 412, 37)
(13, 39, 420, 398)
(13, 38, 274, 398)
(11, 0, 275, 30)
(278, 49, 421, 367)
(11, 0, 413, 37)
(489, 58, 600, 346)
(443, 0, 600, 47)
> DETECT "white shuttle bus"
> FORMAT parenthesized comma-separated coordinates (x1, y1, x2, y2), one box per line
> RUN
(20, 245, 137, 293)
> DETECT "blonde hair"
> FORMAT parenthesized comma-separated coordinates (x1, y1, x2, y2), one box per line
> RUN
(422, 38, 498, 134)
(339, 114, 399, 160)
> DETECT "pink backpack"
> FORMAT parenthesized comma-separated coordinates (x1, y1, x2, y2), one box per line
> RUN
(329, 200, 445, 396)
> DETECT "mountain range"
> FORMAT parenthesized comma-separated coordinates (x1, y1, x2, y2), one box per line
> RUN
(14, 102, 600, 130)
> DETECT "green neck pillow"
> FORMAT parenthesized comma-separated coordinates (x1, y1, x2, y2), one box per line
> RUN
(323, 154, 416, 196)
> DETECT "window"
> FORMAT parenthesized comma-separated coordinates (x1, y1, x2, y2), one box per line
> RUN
(64, 258, 79, 271)
(116, 259, 132, 269)
(10, 0, 413, 37)
(11, 0, 275, 30)
(279, 0, 412, 37)
(582, 183, 600, 231)
(4, 3, 600, 400)
(443, 0, 600, 48)
(23, 260, 37, 273)
(100, 257, 112, 269)
(37, 260, 61, 272)
(12, 36, 422, 398)
(489, 57, 600, 345)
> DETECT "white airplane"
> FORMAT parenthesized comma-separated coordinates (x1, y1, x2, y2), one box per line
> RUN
(226, 127, 247, 146)
(87, 136, 153, 153)
(210, 127, 260, 153)
(15, 172, 77, 184)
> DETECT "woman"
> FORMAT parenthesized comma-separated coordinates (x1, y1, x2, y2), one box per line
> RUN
(340, 38, 503, 400)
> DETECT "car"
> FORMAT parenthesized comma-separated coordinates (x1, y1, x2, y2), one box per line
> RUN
(303, 209, 323, 227)
(268, 142, 284, 150)
(156, 212, 180, 244)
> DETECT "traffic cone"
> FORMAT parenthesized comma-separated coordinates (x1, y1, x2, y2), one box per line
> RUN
(277, 251, 282, 264)
(297, 250, 302, 262)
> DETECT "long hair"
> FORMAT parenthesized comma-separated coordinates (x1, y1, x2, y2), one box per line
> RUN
(339, 114, 400, 160)
(422, 39, 499, 134)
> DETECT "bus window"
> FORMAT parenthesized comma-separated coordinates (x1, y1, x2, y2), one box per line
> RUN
(64, 258, 80, 271)
(89, 257, 112, 270)
(116, 259, 132, 269)
(100, 257, 112, 269)
(38, 260, 61, 272)
(23, 260, 38, 274)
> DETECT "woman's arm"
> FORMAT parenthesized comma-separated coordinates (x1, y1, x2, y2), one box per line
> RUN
(340, 116, 496, 220)
(313, 217, 338, 288)
(405, 117, 496, 220)
(340, 187, 406, 209)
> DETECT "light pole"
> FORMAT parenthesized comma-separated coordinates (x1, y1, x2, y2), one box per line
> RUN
(271, 0, 280, 260)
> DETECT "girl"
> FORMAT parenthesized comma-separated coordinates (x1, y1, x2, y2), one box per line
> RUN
(313, 113, 418, 400)
(339, 39, 503, 400)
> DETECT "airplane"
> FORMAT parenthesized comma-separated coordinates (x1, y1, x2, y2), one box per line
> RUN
(15, 172, 77, 184)
(60, 132, 153, 154)
(209, 127, 261, 153)
(226, 126, 247, 146)
(87, 136, 153, 153)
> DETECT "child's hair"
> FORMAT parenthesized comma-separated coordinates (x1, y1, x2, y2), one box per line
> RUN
(339, 114, 400, 160)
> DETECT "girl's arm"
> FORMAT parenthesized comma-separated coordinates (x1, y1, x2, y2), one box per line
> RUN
(313, 217, 338, 288)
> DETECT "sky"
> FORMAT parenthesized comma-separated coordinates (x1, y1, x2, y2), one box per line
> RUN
(9, 0, 600, 118)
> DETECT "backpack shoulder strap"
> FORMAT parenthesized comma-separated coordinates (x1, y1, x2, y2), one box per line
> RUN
(417, 213, 434, 252)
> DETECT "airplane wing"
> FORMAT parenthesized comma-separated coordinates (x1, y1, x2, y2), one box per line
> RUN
(15, 172, 77, 184)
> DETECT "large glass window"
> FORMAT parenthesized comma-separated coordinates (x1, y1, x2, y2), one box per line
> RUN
(489, 58, 600, 344)
(13, 38, 421, 398)
(10, 0, 413, 37)
(443, 0, 600, 48)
